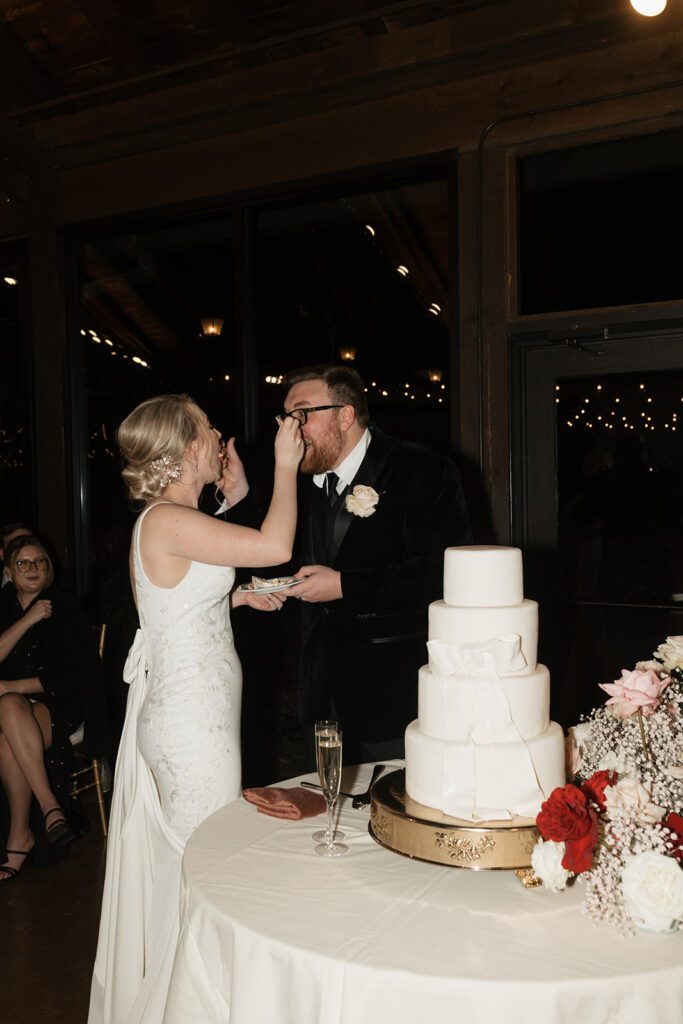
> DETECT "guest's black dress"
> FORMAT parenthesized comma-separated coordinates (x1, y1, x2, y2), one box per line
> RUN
(0, 584, 95, 743)
(0, 585, 107, 862)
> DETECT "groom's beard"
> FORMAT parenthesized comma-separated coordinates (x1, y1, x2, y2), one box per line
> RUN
(300, 419, 344, 475)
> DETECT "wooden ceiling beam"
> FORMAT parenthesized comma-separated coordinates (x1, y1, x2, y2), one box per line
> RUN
(29, 0, 683, 168)
(350, 0, 389, 37)
(71, 0, 149, 76)
(0, 23, 55, 112)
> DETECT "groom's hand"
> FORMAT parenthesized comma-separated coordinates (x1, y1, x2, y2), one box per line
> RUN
(293, 565, 342, 603)
(217, 437, 249, 507)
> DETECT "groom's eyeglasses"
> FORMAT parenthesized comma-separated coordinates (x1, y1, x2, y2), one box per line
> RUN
(281, 405, 343, 425)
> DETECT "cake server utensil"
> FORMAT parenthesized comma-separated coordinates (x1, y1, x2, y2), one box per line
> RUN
(352, 764, 386, 809)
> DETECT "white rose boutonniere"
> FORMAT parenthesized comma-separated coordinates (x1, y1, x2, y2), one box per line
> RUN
(345, 485, 380, 518)
(621, 852, 683, 933)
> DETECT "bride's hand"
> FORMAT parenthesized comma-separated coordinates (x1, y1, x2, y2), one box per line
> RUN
(232, 590, 286, 612)
(274, 415, 304, 469)
(216, 437, 249, 507)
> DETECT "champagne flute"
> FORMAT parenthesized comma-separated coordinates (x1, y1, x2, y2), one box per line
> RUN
(312, 720, 345, 842)
(315, 729, 349, 858)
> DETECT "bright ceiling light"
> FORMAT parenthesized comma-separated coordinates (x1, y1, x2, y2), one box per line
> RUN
(630, 0, 666, 14)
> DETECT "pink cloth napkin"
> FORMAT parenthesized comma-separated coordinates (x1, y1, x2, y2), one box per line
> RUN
(242, 786, 326, 820)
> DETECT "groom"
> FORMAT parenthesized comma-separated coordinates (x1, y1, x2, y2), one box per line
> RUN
(283, 365, 472, 764)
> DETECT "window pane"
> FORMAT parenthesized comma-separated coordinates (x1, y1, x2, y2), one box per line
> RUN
(556, 369, 683, 606)
(254, 179, 452, 450)
(0, 260, 32, 524)
(80, 217, 235, 529)
(519, 129, 683, 314)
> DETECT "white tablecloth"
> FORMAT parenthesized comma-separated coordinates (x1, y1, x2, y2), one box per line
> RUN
(164, 763, 683, 1024)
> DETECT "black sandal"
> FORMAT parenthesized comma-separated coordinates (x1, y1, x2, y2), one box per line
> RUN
(0, 848, 31, 881)
(44, 807, 75, 845)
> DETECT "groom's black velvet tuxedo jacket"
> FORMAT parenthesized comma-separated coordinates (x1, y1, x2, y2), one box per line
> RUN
(297, 427, 471, 744)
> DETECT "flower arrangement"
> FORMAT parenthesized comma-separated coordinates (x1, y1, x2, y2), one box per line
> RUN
(531, 636, 683, 934)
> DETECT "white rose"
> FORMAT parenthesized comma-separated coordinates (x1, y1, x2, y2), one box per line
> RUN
(345, 485, 379, 518)
(603, 777, 665, 824)
(655, 636, 683, 672)
(622, 852, 683, 933)
(635, 659, 668, 674)
(571, 722, 593, 746)
(531, 838, 570, 892)
(566, 722, 593, 777)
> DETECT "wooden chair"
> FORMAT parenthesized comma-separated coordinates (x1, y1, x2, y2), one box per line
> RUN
(69, 624, 109, 837)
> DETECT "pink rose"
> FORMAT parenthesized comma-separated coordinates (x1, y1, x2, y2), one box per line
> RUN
(599, 668, 671, 718)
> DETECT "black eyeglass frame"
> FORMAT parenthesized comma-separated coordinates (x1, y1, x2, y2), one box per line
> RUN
(14, 557, 49, 574)
(281, 404, 344, 425)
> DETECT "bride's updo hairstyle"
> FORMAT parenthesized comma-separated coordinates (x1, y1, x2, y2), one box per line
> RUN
(117, 393, 200, 504)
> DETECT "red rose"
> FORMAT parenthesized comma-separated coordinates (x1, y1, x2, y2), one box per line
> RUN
(581, 770, 617, 811)
(537, 784, 600, 874)
(663, 812, 683, 862)
(537, 784, 594, 842)
(563, 813, 599, 873)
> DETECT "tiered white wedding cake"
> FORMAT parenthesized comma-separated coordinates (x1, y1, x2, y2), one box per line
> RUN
(404, 546, 565, 822)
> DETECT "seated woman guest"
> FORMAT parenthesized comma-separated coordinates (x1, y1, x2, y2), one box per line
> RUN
(0, 535, 97, 880)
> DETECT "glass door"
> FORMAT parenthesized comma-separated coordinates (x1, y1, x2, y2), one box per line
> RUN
(0, 248, 33, 527)
(511, 327, 683, 728)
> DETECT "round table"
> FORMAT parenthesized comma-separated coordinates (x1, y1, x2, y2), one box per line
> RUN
(164, 763, 683, 1024)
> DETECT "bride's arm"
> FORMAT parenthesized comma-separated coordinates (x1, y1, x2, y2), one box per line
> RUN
(155, 417, 303, 569)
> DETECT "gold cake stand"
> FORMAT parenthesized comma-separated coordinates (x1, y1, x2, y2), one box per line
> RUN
(369, 769, 541, 878)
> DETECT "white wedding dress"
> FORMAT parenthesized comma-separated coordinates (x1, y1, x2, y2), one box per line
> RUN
(89, 502, 242, 1024)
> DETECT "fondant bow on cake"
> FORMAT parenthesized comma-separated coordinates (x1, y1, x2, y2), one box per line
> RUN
(427, 634, 544, 821)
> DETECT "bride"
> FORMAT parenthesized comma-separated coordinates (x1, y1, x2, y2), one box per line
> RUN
(89, 393, 303, 1024)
